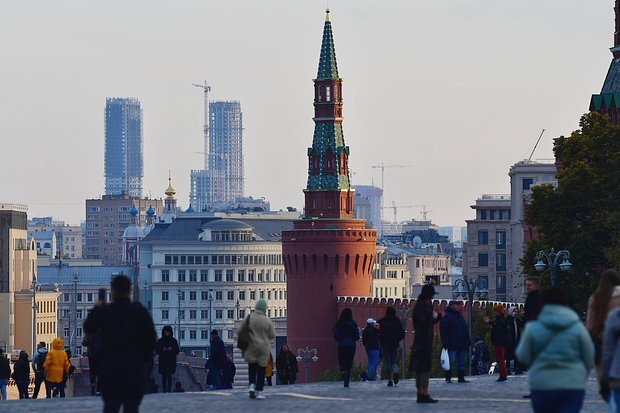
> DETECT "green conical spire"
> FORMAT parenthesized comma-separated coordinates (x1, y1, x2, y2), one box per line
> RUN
(317, 8, 339, 80)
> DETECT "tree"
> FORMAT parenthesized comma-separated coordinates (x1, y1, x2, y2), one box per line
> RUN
(523, 112, 620, 313)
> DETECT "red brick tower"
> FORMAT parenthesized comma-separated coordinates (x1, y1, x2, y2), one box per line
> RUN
(282, 9, 377, 381)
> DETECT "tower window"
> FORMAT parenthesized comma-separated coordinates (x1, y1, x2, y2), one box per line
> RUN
(326, 85, 331, 102)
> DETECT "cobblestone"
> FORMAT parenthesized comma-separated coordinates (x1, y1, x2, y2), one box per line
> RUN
(3, 373, 604, 412)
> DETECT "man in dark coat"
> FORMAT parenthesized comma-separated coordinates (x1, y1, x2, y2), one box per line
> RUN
(276, 344, 298, 385)
(155, 325, 179, 393)
(84, 275, 156, 413)
(379, 306, 405, 387)
(205, 330, 227, 390)
(440, 301, 470, 383)
(362, 318, 380, 381)
(0, 349, 11, 400)
(524, 276, 541, 325)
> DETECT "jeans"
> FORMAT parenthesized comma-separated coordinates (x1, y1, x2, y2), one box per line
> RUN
(610, 388, 620, 413)
(366, 349, 380, 380)
(448, 349, 467, 371)
(531, 389, 585, 413)
(16, 380, 29, 399)
(248, 363, 265, 392)
(494, 346, 507, 379)
(0, 378, 7, 400)
(383, 347, 399, 379)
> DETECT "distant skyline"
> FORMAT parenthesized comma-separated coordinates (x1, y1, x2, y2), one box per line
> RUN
(0, 0, 613, 226)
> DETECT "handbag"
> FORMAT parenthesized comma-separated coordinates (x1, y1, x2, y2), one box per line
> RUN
(237, 314, 251, 351)
(440, 348, 451, 371)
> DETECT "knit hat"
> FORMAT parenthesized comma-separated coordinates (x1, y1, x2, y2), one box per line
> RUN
(493, 304, 504, 314)
(255, 298, 268, 313)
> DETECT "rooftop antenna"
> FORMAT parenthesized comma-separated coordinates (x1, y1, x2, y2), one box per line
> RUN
(528, 129, 546, 161)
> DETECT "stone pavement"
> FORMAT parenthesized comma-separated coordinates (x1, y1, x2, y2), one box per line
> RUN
(2, 373, 605, 413)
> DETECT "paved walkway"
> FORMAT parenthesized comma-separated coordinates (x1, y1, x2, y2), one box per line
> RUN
(2, 374, 605, 412)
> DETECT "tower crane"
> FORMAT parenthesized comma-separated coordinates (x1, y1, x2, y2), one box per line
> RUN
(382, 202, 432, 223)
(193, 81, 211, 168)
(370, 163, 414, 235)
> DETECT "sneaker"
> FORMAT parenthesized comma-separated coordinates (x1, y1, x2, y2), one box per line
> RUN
(496, 377, 507, 382)
(256, 392, 265, 400)
(417, 394, 439, 404)
(249, 383, 256, 399)
(393, 373, 399, 385)
(387, 380, 393, 387)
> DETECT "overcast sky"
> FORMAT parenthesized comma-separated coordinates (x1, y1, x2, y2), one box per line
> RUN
(0, 0, 613, 227)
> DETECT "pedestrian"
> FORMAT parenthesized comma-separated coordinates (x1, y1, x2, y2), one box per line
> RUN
(155, 325, 180, 393)
(206, 330, 227, 390)
(276, 344, 298, 385)
(412, 284, 441, 403)
(43, 338, 70, 397)
(378, 306, 405, 387)
(221, 354, 236, 389)
(524, 276, 541, 324)
(172, 381, 185, 393)
(83, 275, 157, 413)
(84, 287, 106, 396)
(601, 283, 620, 411)
(362, 318, 380, 381)
(505, 307, 521, 375)
(440, 300, 470, 383)
(12, 350, 30, 399)
(516, 287, 594, 413)
(31, 341, 50, 398)
(332, 308, 360, 388)
(470, 336, 490, 375)
(0, 349, 11, 400)
(586, 269, 620, 394)
(265, 353, 274, 386)
(238, 298, 276, 400)
(485, 304, 509, 382)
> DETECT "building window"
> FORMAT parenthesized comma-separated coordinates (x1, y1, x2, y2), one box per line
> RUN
(226, 270, 234, 282)
(179, 310, 185, 320)
(179, 330, 185, 340)
(238, 270, 246, 282)
(480, 210, 487, 220)
(228, 330, 234, 339)
(215, 270, 222, 282)
(216, 310, 223, 319)
(259, 290, 264, 299)
(189, 270, 197, 282)
(227, 291, 234, 300)
(239, 309, 246, 318)
(215, 291, 223, 300)
(416, 259, 420, 268)
(178, 270, 186, 282)
(496, 275, 506, 294)
(201, 310, 208, 319)
(162, 291, 169, 301)
(200, 270, 208, 282)
(201, 291, 209, 300)
(523, 178, 534, 190)
(496, 231, 506, 249)
(490, 209, 497, 220)
(162, 270, 170, 282)
(162, 310, 169, 320)
(248, 270, 255, 282)
(239, 291, 246, 300)
(87, 293, 93, 302)
(201, 330, 209, 340)
(165, 255, 172, 265)
(190, 310, 196, 319)
(250, 291, 256, 300)
(496, 253, 506, 271)
(227, 310, 234, 319)
(189, 291, 196, 301)
(478, 253, 489, 267)
(478, 231, 488, 245)
(189, 330, 196, 340)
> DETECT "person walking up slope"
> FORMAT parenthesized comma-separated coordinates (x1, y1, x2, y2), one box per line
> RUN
(0, 349, 9, 400)
(156, 325, 179, 393)
(12, 350, 30, 399)
(239, 299, 276, 400)
(412, 284, 441, 403)
(378, 307, 405, 387)
(43, 338, 70, 397)
(440, 301, 470, 383)
(32, 341, 49, 398)
(332, 308, 360, 388)
(486, 304, 509, 382)
(276, 344, 298, 385)
(362, 318, 380, 381)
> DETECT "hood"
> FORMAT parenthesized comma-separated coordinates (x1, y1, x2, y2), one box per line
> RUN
(537, 304, 580, 331)
(37, 347, 48, 355)
(52, 337, 64, 350)
(445, 306, 459, 316)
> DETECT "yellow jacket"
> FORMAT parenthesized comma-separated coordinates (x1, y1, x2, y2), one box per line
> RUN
(43, 338, 70, 383)
(265, 353, 274, 377)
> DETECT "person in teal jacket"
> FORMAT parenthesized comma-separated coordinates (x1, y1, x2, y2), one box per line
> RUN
(516, 287, 594, 413)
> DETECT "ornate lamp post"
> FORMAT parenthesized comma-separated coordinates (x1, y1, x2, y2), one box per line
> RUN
(296, 346, 318, 383)
(397, 306, 413, 380)
(534, 248, 572, 286)
(31, 261, 38, 356)
(452, 277, 488, 375)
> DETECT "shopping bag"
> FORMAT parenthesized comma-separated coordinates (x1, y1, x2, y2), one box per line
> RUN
(440, 348, 450, 371)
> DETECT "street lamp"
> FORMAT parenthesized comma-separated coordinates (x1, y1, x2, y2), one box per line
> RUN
(31, 261, 38, 357)
(397, 306, 413, 380)
(296, 347, 319, 383)
(177, 290, 183, 349)
(235, 299, 240, 320)
(207, 289, 213, 357)
(534, 248, 572, 286)
(452, 277, 488, 376)
(70, 272, 79, 356)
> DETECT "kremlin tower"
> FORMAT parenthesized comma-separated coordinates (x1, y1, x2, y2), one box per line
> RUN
(590, 0, 620, 123)
(282, 9, 377, 380)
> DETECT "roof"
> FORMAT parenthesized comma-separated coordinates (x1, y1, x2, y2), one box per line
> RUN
(203, 219, 252, 230)
(316, 11, 339, 80)
(37, 265, 134, 286)
(140, 216, 295, 244)
(601, 58, 620, 94)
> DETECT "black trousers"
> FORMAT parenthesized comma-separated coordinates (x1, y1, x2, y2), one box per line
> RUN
(102, 382, 144, 413)
(161, 373, 173, 393)
(248, 363, 265, 392)
(33, 373, 50, 398)
(338, 346, 356, 374)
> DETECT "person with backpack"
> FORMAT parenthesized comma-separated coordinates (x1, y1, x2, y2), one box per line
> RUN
(378, 307, 405, 387)
(362, 318, 380, 381)
(32, 341, 50, 398)
(517, 287, 594, 413)
(156, 325, 179, 393)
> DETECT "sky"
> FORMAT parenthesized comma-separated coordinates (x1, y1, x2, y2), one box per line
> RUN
(0, 0, 613, 227)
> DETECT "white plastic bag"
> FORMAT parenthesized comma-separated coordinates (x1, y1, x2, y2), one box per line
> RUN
(440, 348, 451, 371)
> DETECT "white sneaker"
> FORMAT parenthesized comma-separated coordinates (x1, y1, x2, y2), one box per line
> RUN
(256, 392, 265, 400)
(249, 383, 256, 399)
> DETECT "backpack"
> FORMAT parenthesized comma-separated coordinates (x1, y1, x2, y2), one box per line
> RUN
(237, 315, 251, 351)
(35, 351, 47, 372)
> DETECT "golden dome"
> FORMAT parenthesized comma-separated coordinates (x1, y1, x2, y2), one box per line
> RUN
(165, 178, 176, 200)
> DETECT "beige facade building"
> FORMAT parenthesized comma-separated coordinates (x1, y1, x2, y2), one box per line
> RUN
(372, 246, 409, 298)
(29, 217, 83, 259)
(0, 204, 59, 355)
(85, 194, 163, 265)
(463, 195, 512, 301)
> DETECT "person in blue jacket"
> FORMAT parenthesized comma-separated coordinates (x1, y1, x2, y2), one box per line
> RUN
(440, 300, 470, 383)
(332, 308, 359, 388)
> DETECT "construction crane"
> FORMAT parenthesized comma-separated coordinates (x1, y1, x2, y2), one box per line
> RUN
(193, 81, 211, 168)
(370, 162, 414, 236)
(382, 202, 432, 223)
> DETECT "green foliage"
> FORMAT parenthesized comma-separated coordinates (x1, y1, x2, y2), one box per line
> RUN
(524, 112, 620, 313)
(317, 362, 366, 382)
